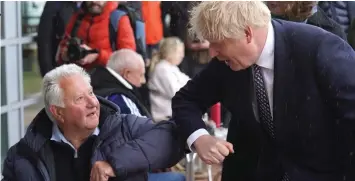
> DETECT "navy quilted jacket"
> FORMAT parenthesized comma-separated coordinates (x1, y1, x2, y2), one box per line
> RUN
(1, 96, 184, 181)
(318, 1, 355, 33)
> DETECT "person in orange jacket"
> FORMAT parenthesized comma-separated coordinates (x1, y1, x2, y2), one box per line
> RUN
(56, 1, 136, 70)
(142, 1, 163, 60)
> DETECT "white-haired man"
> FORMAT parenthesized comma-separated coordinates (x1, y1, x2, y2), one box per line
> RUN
(2, 64, 183, 181)
(172, 1, 355, 181)
(91, 49, 186, 181)
(91, 49, 150, 117)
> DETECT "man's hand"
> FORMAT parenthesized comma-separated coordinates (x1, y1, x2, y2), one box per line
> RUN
(59, 47, 69, 62)
(193, 135, 234, 165)
(79, 44, 98, 65)
(90, 161, 116, 181)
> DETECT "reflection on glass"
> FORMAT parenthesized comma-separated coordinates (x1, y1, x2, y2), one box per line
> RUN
(23, 42, 42, 98)
(21, 1, 45, 35)
(1, 47, 6, 106)
(1, 114, 8, 169)
(24, 100, 44, 128)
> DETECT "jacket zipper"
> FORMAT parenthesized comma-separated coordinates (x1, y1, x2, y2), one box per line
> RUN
(37, 159, 51, 181)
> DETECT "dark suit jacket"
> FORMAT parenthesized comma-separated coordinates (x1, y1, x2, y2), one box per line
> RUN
(172, 19, 355, 181)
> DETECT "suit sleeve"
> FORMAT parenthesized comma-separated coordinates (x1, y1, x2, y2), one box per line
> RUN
(104, 115, 184, 179)
(315, 32, 355, 169)
(171, 59, 226, 142)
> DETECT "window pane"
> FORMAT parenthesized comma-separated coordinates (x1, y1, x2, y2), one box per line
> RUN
(1, 1, 4, 39)
(23, 42, 42, 98)
(1, 114, 8, 170)
(21, 1, 45, 36)
(1, 47, 6, 106)
(24, 99, 43, 128)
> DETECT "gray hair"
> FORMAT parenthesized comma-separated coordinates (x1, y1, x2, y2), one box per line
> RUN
(107, 49, 144, 73)
(42, 64, 91, 108)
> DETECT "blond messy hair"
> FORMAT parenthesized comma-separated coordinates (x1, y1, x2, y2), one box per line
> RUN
(189, 1, 271, 41)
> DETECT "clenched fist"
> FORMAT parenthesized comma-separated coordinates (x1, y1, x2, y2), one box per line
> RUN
(193, 135, 234, 165)
(90, 161, 116, 181)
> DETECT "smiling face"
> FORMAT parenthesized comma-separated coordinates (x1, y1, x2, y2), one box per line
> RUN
(51, 74, 100, 132)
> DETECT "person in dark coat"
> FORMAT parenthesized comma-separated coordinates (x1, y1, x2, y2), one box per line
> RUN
(91, 49, 151, 118)
(37, 1, 80, 77)
(348, 18, 355, 49)
(318, 1, 355, 34)
(172, 1, 355, 181)
(2, 64, 183, 181)
(266, 1, 347, 40)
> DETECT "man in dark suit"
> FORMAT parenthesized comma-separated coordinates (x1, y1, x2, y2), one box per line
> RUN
(172, 1, 355, 181)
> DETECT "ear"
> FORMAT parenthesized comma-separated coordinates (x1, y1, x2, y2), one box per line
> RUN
(122, 68, 131, 80)
(245, 26, 253, 44)
(49, 105, 64, 124)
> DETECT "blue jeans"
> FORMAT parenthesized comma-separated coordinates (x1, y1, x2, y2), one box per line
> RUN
(148, 172, 186, 181)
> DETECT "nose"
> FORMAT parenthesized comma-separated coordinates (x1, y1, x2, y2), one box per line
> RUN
(209, 48, 219, 57)
(141, 76, 146, 85)
(87, 95, 98, 108)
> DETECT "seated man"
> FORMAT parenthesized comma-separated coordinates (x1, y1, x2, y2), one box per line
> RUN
(91, 49, 186, 181)
(2, 64, 183, 181)
(91, 49, 150, 117)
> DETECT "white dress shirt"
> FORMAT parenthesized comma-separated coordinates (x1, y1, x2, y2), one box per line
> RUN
(187, 22, 276, 149)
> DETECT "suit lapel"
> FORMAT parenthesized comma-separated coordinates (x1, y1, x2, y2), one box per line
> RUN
(272, 20, 295, 141)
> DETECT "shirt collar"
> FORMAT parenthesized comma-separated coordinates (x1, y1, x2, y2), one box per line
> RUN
(50, 123, 100, 149)
(106, 67, 133, 90)
(256, 21, 275, 70)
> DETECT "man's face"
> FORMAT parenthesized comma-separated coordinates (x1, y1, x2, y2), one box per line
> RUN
(123, 61, 146, 88)
(54, 74, 100, 132)
(208, 28, 259, 71)
(266, 1, 292, 16)
(86, 1, 107, 15)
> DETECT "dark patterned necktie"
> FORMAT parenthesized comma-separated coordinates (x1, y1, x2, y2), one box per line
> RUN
(253, 64, 290, 181)
(281, 172, 290, 181)
(252, 64, 275, 139)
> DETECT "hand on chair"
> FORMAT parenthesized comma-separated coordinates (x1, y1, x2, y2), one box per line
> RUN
(193, 135, 234, 165)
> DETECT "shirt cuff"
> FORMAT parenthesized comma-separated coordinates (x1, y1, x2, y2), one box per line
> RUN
(186, 129, 210, 151)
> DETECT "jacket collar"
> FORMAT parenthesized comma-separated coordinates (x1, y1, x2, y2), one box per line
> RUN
(106, 67, 133, 90)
